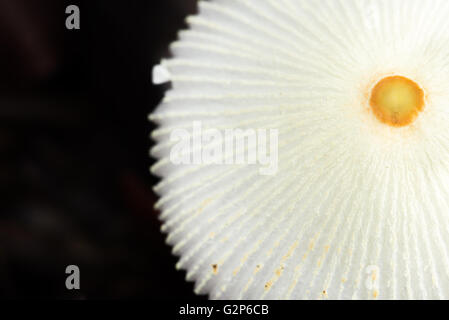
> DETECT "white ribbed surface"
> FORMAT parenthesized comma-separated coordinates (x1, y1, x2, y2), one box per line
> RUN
(150, 0, 449, 300)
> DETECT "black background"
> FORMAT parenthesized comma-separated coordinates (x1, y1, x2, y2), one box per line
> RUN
(0, 0, 206, 299)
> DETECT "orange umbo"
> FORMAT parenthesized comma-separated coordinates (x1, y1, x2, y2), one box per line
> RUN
(369, 76, 425, 127)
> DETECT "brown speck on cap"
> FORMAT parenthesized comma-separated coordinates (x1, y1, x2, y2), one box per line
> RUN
(212, 264, 218, 274)
(264, 282, 271, 290)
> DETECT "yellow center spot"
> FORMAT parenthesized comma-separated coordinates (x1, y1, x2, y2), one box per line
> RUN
(370, 76, 424, 127)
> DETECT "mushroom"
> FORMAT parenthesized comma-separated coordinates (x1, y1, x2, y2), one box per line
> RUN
(150, 0, 449, 299)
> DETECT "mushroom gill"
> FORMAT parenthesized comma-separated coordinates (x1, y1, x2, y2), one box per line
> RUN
(150, 0, 449, 300)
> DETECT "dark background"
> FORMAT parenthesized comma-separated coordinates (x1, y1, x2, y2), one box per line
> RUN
(0, 0, 205, 299)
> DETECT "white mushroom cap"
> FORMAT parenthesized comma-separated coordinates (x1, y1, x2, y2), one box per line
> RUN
(150, 0, 449, 299)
